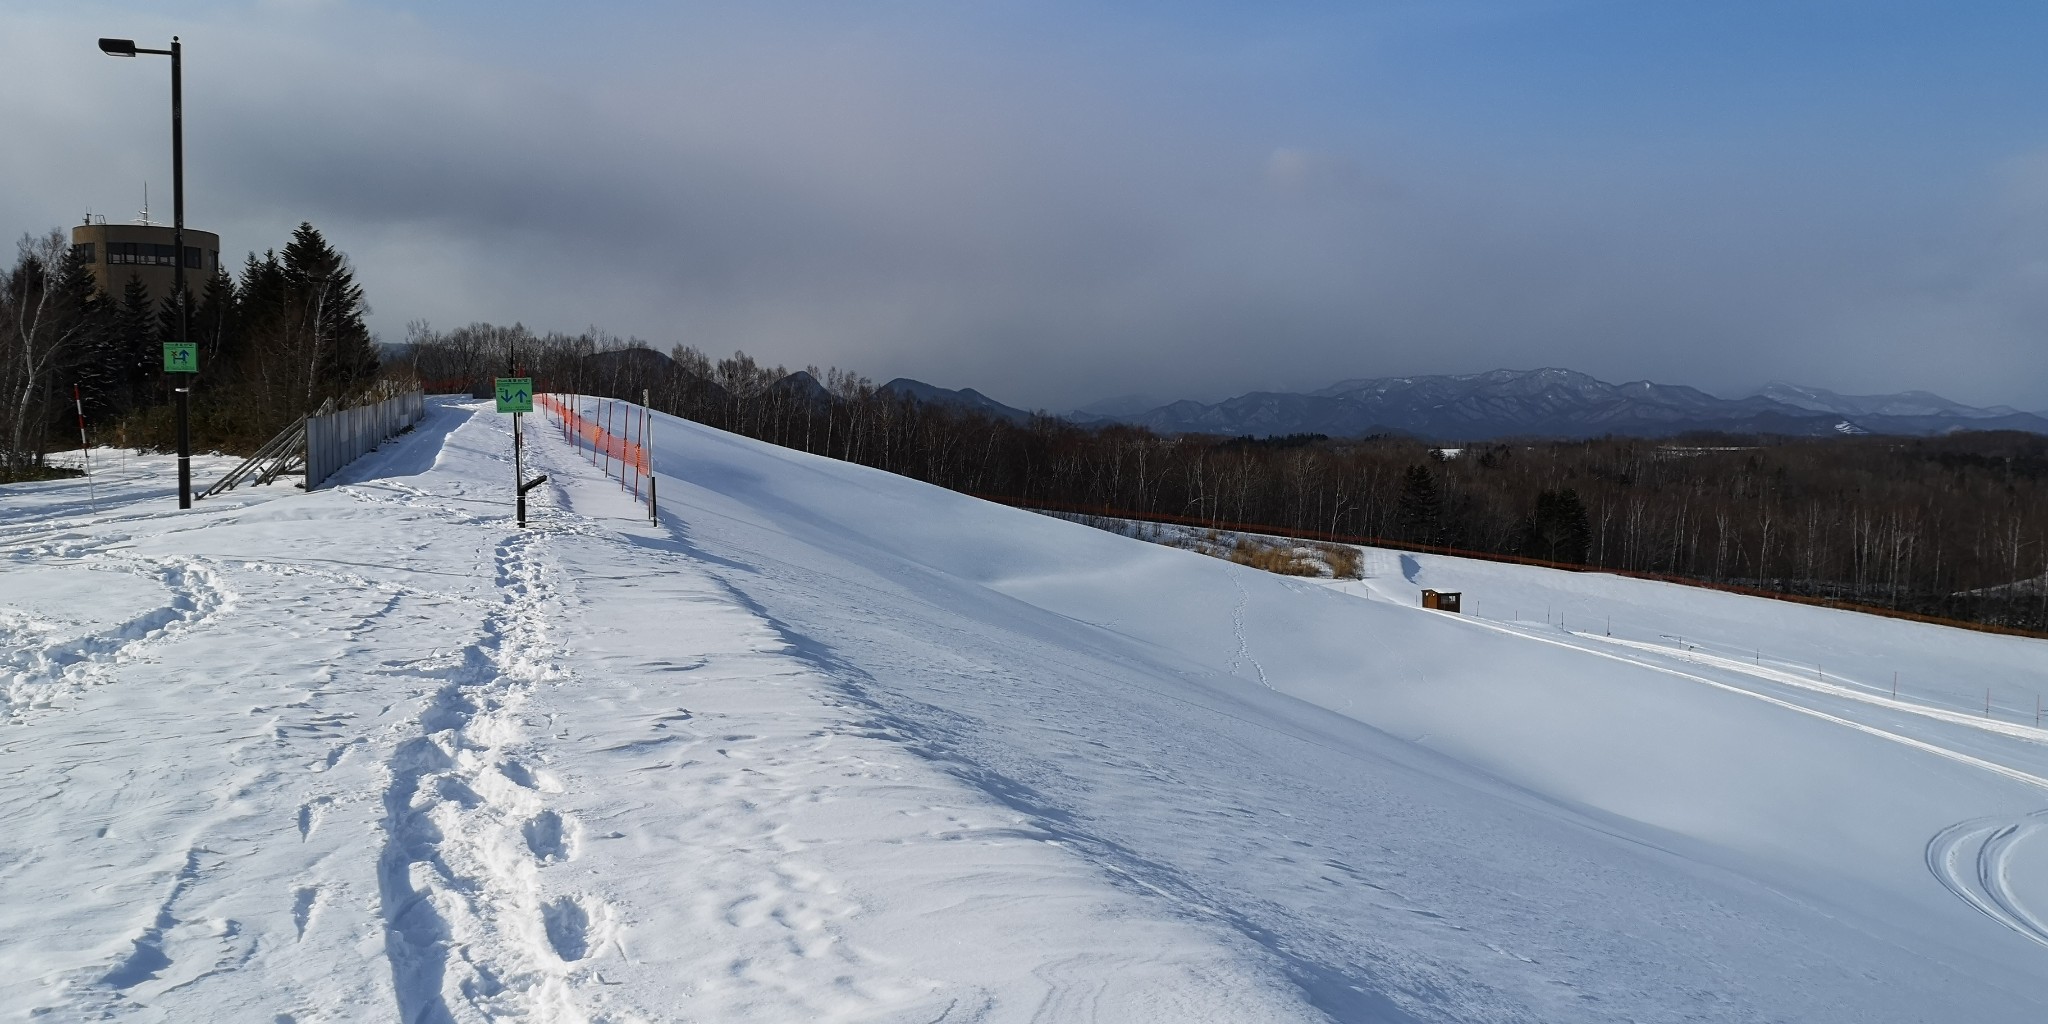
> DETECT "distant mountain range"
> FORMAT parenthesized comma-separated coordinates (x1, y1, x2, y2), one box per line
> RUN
(881, 368, 2048, 441)
(878, 378, 1034, 423)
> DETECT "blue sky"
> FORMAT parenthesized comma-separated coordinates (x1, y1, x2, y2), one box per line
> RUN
(7, 0, 2048, 410)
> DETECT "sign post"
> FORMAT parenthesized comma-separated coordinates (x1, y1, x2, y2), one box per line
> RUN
(163, 342, 196, 508)
(496, 378, 545, 527)
(162, 342, 197, 373)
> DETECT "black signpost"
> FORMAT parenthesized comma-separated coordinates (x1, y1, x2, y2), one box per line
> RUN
(498, 378, 545, 526)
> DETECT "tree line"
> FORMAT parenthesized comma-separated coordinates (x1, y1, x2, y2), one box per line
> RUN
(0, 222, 378, 479)
(401, 326, 2048, 632)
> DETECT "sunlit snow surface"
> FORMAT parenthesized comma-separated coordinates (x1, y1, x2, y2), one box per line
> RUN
(2, 397, 2045, 1022)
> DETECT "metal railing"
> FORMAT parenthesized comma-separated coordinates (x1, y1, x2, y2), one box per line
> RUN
(199, 414, 307, 499)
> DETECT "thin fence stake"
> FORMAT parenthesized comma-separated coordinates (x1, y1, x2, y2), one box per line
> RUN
(72, 385, 96, 512)
(1892, 672, 1898, 700)
(645, 388, 657, 524)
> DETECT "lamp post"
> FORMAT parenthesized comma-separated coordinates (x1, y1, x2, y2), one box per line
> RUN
(99, 35, 191, 509)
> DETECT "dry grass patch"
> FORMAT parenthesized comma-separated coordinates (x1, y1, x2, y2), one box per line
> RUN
(1042, 512, 1363, 580)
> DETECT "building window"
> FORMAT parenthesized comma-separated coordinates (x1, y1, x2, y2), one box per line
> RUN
(183, 246, 201, 269)
(108, 242, 141, 265)
(72, 242, 96, 264)
(151, 244, 178, 266)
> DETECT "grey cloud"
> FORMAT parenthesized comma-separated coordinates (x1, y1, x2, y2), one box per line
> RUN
(6, 3, 2046, 412)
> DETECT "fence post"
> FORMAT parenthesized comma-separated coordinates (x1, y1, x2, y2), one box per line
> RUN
(644, 388, 656, 524)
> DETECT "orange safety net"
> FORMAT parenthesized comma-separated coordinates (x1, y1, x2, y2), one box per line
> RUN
(538, 394, 651, 496)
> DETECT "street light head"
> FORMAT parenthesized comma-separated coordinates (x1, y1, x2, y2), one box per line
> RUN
(98, 37, 138, 56)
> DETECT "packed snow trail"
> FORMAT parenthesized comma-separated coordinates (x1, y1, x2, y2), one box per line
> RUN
(0, 402, 1314, 1022)
(6, 397, 2048, 1020)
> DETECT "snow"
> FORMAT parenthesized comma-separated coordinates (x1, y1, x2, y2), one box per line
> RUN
(3, 396, 2047, 1021)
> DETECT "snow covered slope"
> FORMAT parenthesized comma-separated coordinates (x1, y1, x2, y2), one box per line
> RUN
(4, 397, 2047, 1022)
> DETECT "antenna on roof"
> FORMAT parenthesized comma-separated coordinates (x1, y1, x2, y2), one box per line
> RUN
(136, 183, 155, 226)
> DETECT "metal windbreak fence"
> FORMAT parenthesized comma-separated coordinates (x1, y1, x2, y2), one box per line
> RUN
(306, 390, 427, 489)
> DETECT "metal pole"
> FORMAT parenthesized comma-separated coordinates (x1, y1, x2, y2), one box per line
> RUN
(644, 388, 656, 523)
(73, 385, 96, 511)
(514, 410, 525, 527)
(171, 37, 190, 509)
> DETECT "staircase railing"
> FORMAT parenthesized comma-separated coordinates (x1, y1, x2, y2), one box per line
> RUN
(198, 414, 307, 499)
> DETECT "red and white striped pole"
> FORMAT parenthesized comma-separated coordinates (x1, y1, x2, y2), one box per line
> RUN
(73, 385, 97, 510)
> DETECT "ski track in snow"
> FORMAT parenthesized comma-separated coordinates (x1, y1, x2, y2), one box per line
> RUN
(1583, 631, 2048, 745)
(1927, 812, 2048, 950)
(1225, 569, 1271, 690)
(1402, 590, 2048, 956)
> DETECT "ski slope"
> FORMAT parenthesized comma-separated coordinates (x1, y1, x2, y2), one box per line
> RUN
(2, 396, 2045, 1022)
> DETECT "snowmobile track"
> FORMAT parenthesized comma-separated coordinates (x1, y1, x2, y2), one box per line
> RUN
(1926, 812, 2048, 951)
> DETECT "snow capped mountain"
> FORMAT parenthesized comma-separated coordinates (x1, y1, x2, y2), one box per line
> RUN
(1109, 369, 2048, 440)
(1753, 381, 2025, 420)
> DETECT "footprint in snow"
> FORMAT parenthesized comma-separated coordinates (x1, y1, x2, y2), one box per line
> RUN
(523, 809, 574, 863)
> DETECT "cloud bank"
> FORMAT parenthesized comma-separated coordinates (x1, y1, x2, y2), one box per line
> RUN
(6, 1, 2047, 412)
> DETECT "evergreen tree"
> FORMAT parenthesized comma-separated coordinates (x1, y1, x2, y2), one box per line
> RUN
(280, 223, 375, 395)
(1395, 464, 1442, 544)
(236, 249, 289, 413)
(76, 273, 159, 420)
(1521, 488, 1592, 564)
(190, 266, 240, 378)
(71, 281, 123, 420)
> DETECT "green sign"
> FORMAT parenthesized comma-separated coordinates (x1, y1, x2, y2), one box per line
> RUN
(495, 377, 533, 413)
(162, 342, 198, 374)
